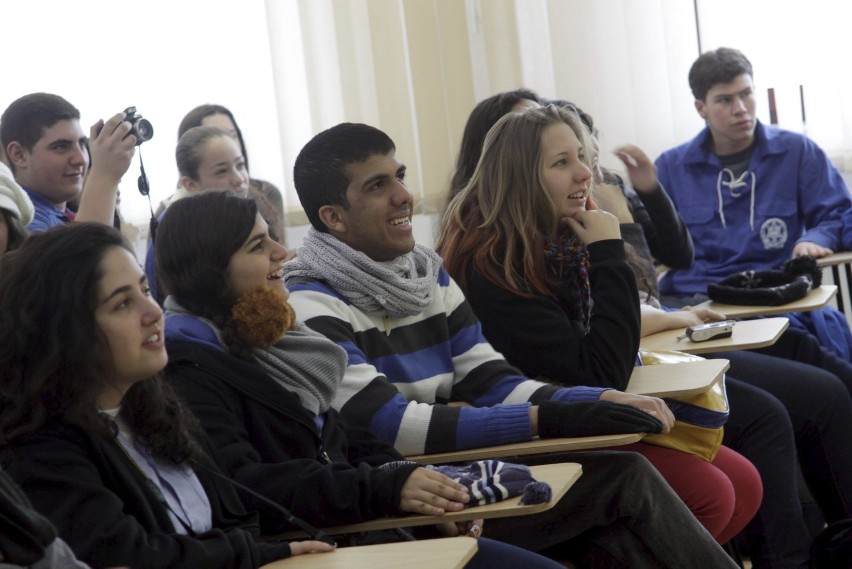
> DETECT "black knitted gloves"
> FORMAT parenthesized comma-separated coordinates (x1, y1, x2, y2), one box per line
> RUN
(538, 400, 664, 439)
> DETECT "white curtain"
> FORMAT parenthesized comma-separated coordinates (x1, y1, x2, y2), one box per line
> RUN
(266, 0, 481, 229)
(696, 0, 852, 169)
(502, 0, 704, 175)
(4, 0, 849, 246)
(273, 0, 706, 246)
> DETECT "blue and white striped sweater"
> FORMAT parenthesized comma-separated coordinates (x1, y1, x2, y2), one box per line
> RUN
(286, 268, 606, 455)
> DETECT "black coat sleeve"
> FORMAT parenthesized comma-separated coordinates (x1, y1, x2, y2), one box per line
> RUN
(629, 185, 695, 269)
(167, 360, 418, 534)
(466, 239, 640, 390)
(335, 414, 410, 468)
(1, 427, 291, 569)
(0, 468, 57, 565)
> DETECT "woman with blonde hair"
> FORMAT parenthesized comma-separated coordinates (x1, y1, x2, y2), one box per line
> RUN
(437, 104, 761, 545)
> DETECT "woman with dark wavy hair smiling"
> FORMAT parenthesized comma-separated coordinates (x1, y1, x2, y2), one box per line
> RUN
(154, 190, 569, 569)
(0, 222, 332, 568)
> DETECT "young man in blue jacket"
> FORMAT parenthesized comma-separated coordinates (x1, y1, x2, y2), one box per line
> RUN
(621, 47, 852, 360)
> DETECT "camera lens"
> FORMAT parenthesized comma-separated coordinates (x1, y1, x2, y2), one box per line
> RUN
(135, 118, 154, 142)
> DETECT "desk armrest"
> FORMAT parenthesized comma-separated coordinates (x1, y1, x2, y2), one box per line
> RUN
(271, 463, 582, 539)
(407, 433, 642, 465)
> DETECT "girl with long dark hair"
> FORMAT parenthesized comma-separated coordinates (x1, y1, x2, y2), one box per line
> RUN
(0, 222, 332, 568)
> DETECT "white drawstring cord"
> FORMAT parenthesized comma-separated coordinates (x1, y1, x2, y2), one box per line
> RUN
(716, 169, 757, 230)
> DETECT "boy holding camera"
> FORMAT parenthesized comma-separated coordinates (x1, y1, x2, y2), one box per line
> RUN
(0, 93, 138, 232)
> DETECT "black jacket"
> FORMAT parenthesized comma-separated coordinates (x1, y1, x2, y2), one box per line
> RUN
(0, 468, 57, 565)
(165, 341, 419, 535)
(0, 420, 291, 569)
(620, 177, 695, 270)
(465, 239, 640, 390)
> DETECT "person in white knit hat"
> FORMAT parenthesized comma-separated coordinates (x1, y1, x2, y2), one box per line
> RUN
(0, 161, 33, 254)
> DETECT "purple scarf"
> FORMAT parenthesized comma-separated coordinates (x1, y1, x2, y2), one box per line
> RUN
(545, 233, 592, 333)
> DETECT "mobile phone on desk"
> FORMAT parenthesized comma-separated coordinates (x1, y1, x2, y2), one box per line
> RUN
(681, 320, 735, 342)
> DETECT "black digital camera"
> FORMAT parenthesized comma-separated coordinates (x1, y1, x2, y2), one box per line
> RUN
(123, 106, 153, 146)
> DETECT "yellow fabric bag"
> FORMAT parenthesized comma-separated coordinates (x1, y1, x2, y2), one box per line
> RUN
(636, 349, 728, 462)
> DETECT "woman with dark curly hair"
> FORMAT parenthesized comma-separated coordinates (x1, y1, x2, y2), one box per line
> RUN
(0, 222, 333, 568)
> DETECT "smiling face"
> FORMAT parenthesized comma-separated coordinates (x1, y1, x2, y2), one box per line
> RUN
(7, 119, 89, 207)
(182, 135, 249, 196)
(94, 246, 166, 408)
(695, 73, 757, 155)
(226, 214, 290, 300)
(540, 122, 593, 224)
(320, 151, 414, 262)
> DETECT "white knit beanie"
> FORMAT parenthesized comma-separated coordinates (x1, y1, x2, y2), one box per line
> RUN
(0, 162, 34, 225)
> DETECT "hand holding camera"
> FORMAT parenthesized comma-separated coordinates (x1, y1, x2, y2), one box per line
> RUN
(88, 107, 152, 184)
(120, 106, 154, 146)
(93, 106, 154, 145)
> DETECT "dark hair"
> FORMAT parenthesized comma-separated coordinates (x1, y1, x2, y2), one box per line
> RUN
(0, 223, 200, 463)
(177, 104, 251, 171)
(293, 123, 395, 232)
(689, 47, 753, 101)
(1, 209, 28, 253)
(175, 125, 234, 181)
(0, 93, 80, 169)
(448, 88, 541, 202)
(156, 191, 258, 356)
(545, 99, 595, 135)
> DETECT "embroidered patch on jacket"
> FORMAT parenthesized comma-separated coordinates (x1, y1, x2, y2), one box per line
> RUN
(760, 218, 787, 249)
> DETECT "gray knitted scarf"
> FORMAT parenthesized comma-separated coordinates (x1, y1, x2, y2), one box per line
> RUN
(284, 227, 443, 317)
(165, 297, 345, 416)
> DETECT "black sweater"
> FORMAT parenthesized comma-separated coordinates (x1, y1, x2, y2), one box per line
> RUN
(620, 178, 695, 269)
(465, 239, 640, 390)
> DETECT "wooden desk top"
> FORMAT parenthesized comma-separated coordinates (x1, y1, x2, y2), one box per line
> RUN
(693, 285, 837, 318)
(274, 462, 581, 539)
(407, 433, 643, 465)
(260, 536, 478, 569)
(625, 358, 729, 398)
(817, 252, 852, 267)
(639, 317, 789, 355)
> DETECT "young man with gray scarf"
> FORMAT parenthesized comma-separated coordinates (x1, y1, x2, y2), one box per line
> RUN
(282, 122, 738, 568)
